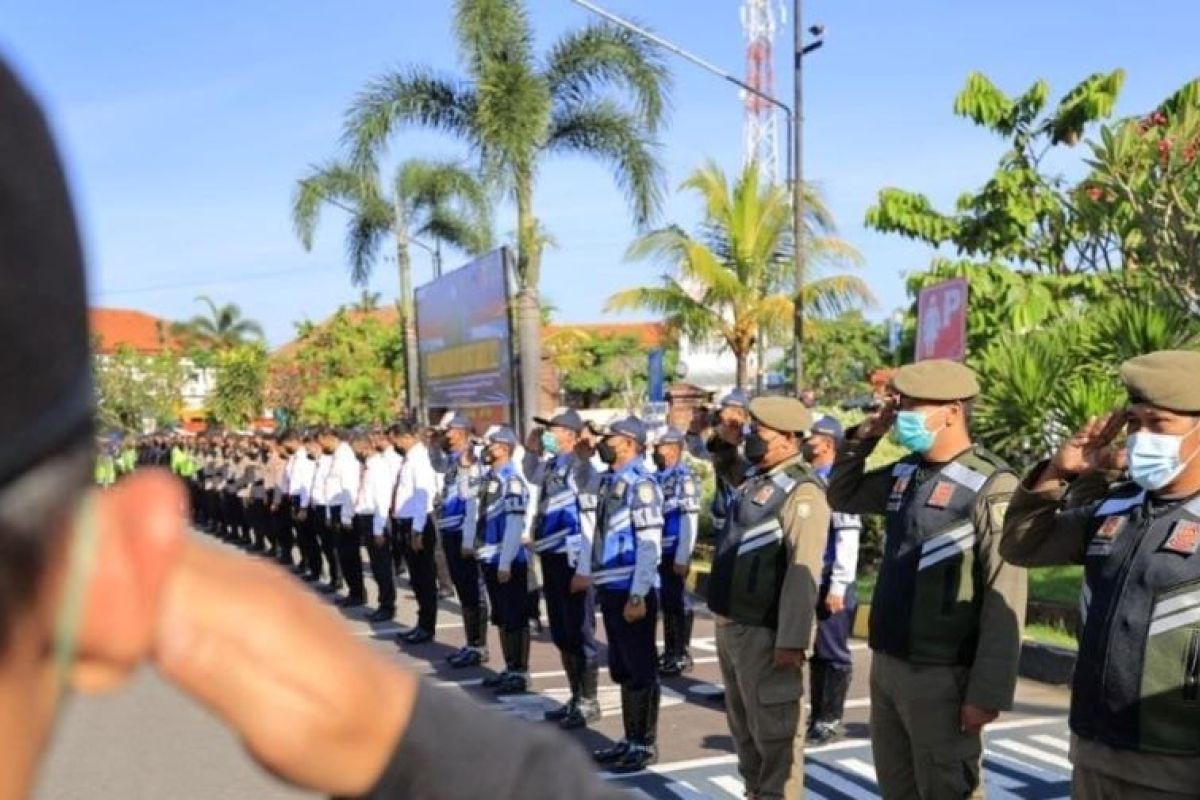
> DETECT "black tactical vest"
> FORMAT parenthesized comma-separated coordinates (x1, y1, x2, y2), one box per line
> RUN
(871, 447, 1009, 665)
(1072, 485, 1200, 756)
(708, 458, 816, 629)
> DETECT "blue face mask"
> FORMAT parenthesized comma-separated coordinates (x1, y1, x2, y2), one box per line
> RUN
(541, 431, 559, 456)
(891, 409, 940, 454)
(1126, 422, 1200, 491)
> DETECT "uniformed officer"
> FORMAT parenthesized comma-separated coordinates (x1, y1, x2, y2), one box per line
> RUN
(436, 413, 490, 668)
(802, 416, 862, 747)
(366, 428, 399, 620)
(827, 360, 1028, 799)
(652, 428, 700, 677)
(589, 416, 664, 773)
(1001, 350, 1200, 799)
(474, 426, 532, 696)
(390, 421, 440, 644)
(339, 432, 380, 609)
(530, 408, 601, 729)
(706, 397, 828, 800)
(707, 389, 752, 542)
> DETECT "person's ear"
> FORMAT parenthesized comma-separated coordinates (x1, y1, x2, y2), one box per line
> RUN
(67, 471, 186, 693)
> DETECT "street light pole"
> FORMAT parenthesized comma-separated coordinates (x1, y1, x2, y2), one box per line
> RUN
(793, 0, 805, 394)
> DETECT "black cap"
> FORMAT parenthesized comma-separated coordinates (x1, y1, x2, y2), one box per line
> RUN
(0, 60, 93, 487)
(534, 409, 584, 433)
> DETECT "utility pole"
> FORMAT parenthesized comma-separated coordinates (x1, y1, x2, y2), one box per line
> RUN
(792, 0, 805, 393)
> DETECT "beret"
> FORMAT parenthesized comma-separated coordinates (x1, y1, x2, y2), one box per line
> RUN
(749, 396, 813, 434)
(1120, 350, 1200, 413)
(891, 360, 980, 402)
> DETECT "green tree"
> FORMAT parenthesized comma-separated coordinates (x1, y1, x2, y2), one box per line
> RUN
(210, 343, 268, 429)
(94, 345, 188, 433)
(776, 310, 890, 402)
(293, 158, 492, 410)
(607, 160, 871, 388)
(173, 295, 265, 352)
(268, 308, 403, 426)
(552, 332, 678, 409)
(345, 0, 670, 429)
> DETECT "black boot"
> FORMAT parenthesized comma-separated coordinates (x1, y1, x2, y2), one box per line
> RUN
(545, 652, 578, 722)
(593, 686, 633, 764)
(614, 684, 659, 772)
(678, 611, 694, 673)
(449, 608, 487, 668)
(808, 660, 828, 738)
(495, 629, 529, 696)
(810, 666, 851, 746)
(561, 655, 602, 729)
(657, 613, 676, 671)
(481, 626, 510, 688)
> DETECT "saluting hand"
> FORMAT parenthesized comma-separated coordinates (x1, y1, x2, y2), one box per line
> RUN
(1048, 411, 1126, 480)
(855, 397, 898, 441)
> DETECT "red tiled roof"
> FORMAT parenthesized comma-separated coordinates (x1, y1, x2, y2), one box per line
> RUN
(544, 322, 668, 348)
(90, 308, 179, 355)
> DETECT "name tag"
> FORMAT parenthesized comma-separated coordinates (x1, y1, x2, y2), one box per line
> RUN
(926, 482, 956, 509)
(886, 476, 910, 512)
(752, 484, 775, 506)
(1163, 521, 1200, 555)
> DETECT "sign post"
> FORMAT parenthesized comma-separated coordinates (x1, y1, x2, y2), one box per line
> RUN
(915, 278, 968, 362)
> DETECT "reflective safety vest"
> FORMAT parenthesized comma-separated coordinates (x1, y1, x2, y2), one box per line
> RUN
(871, 447, 1010, 666)
(707, 458, 814, 628)
(475, 462, 528, 567)
(658, 462, 699, 557)
(535, 454, 590, 558)
(591, 462, 663, 592)
(1073, 486, 1200, 756)
(437, 451, 480, 536)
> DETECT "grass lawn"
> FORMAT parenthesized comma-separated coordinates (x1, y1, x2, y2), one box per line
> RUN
(1024, 621, 1078, 650)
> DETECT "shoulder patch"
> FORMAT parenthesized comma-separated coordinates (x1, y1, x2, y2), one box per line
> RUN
(794, 502, 812, 519)
(988, 497, 1011, 530)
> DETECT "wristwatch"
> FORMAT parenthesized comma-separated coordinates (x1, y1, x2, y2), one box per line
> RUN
(628, 594, 644, 607)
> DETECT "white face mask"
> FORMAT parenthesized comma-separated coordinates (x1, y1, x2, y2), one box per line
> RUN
(1126, 420, 1200, 491)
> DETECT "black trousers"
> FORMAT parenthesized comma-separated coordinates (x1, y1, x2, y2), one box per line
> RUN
(247, 499, 268, 548)
(367, 523, 396, 612)
(396, 517, 438, 633)
(342, 515, 371, 602)
(312, 506, 342, 583)
(442, 532, 487, 616)
(297, 509, 322, 576)
(275, 497, 295, 565)
(483, 561, 530, 632)
(600, 588, 659, 690)
(541, 552, 598, 663)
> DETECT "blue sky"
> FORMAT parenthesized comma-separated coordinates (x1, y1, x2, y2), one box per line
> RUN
(3, 1, 1195, 346)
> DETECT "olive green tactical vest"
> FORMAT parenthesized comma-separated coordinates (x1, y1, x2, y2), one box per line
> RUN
(707, 459, 815, 629)
(872, 448, 1010, 665)
(1073, 485, 1200, 756)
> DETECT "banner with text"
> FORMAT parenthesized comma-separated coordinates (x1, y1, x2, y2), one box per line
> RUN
(915, 278, 968, 362)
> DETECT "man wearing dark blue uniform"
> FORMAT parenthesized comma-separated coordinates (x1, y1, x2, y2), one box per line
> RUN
(803, 416, 862, 746)
(531, 409, 601, 729)
(437, 413, 490, 668)
(652, 429, 700, 677)
(590, 417, 664, 773)
(474, 427, 532, 696)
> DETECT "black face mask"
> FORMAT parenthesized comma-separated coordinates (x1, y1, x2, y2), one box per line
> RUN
(801, 443, 817, 462)
(743, 432, 769, 465)
(597, 441, 617, 465)
(652, 453, 668, 472)
(481, 450, 495, 466)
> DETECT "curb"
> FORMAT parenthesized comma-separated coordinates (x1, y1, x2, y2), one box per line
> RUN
(1018, 641, 1077, 685)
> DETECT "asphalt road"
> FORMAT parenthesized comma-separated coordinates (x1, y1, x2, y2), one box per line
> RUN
(36, 534, 1073, 799)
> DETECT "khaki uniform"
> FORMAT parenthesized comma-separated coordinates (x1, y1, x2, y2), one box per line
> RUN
(1001, 468, 1200, 798)
(711, 454, 830, 800)
(828, 437, 1026, 799)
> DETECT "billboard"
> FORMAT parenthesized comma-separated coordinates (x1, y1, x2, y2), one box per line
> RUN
(415, 248, 515, 424)
(915, 278, 968, 362)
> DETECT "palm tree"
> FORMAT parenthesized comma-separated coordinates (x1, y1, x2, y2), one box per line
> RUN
(607, 160, 872, 389)
(292, 157, 492, 412)
(345, 0, 670, 429)
(354, 289, 383, 313)
(175, 295, 265, 352)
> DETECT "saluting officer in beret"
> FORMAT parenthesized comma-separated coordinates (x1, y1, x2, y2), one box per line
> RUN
(708, 396, 830, 800)
(1001, 350, 1200, 799)
(827, 360, 1027, 799)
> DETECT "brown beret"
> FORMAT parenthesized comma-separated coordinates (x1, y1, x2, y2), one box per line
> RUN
(891, 360, 980, 402)
(1120, 350, 1200, 413)
(749, 396, 813, 434)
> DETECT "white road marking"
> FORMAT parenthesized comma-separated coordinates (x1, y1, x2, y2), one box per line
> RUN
(992, 739, 1074, 771)
(664, 780, 710, 800)
(838, 757, 878, 783)
(709, 775, 746, 797)
(1030, 734, 1069, 752)
(435, 656, 720, 688)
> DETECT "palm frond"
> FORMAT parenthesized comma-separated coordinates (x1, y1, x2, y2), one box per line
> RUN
(454, 0, 535, 80)
(802, 275, 878, 317)
(545, 99, 663, 226)
(292, 162, 383, 250)
(544, 22, 670, 131)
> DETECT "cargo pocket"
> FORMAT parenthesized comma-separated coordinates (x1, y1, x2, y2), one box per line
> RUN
(756, 666, 802, 741)
(925, 736, 981, 799)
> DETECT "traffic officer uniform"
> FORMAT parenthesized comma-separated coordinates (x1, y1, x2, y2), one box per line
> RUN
(589, 417, 664, 773)
(806, 416, 863, 747)
(827, 360, 1027, 800)
(437, 413, 490, 668)
(707, 397, 829, 800)
(654, 428, 700, 677)
(1001, 350, 1200, 799)
(474, 427, 532, 695)
(708, 389, 752, 544)
(530, 409, 601, 729)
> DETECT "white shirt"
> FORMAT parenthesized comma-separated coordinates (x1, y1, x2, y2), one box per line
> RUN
(311, 454, 334, 507)
(288, 453, 316, 508)
(278, 452, 296, 494)
(391, 442, 437, 531)
(327, 441, 359, 514)
(350, 453, 394, 535)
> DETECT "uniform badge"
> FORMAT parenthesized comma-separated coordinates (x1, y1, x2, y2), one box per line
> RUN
(683, 478, 697, 497)
(891, 476, 910, 496)
(795, 502, 811, 519)
(637, 482, 655, 504)
(1162, 521, 1200, 555)
(613, 479, 627, 499)
(989, 499, 1010, 530)
(1096, 515, 1127, 541)
(506, 477, 524, 495)
(752, 485, 776, 506)
(487, 480, 500, 495)
(926, 482, 956, 509)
